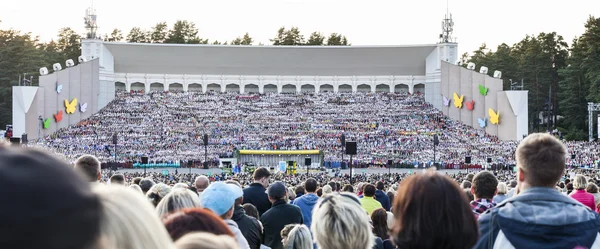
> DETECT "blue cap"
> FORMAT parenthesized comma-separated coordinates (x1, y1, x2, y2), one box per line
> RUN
(200, 182, 240, 216)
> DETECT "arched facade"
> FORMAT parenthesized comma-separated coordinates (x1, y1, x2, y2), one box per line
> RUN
(394, 84, 409, 93)
(375, 84, 390, 93)
(245, 84, 259, 93)
(357, 84, 371, 93)
(207, 83, 220, 92)
(169, 83, 183, 92)
(225, 83, 240, 93)
(414, 83, 425, 94)
(281, 84, 296, 93)
(264, 84, 278, 93)
(301, 84, 315, 93)
(150, 83, 164, 92)
(338, 84, 352, 93)
(115, 82, 126, 91)
(188, 83, 202, 92)
(320, 84, 334, 92)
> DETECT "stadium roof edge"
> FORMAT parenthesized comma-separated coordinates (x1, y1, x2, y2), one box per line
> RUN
(102, 41, 439, 49)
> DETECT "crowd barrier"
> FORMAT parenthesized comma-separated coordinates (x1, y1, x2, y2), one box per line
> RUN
(133, 163, 181, 168)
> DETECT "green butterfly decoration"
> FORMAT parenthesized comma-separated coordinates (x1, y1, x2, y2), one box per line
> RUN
(479, 85, 489, 96)
(43, 118, 51, 129)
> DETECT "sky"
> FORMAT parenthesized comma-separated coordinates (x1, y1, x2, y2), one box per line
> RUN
(1, 0, 599, 56)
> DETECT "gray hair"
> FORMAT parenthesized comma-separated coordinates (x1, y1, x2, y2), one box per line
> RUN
(497, 182, 507, 195)
(574, 174, 588, 190)
(284, 224, 313, 249)
(156, 188, 201, 218)
(175, 232, 238, 249)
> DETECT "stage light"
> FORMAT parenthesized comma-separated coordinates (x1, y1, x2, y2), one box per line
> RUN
(479, 66, 488, 74)
(40, 67, 49, 75)
(53, 63, 62, 72)
(493, 70, 502, 78)
(467, 62, 476, 70)
(66, 59, 75, 67)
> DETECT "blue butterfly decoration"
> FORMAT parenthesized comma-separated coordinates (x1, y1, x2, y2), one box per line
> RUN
(478, 117, 487, 128)
(56, 81, 63, 93)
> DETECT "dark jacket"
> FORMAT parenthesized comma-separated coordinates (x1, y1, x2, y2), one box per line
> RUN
(232, 205, 262, 249)
(374, 190, 391, 211)
(260, 199, 303, 249)
(243, 183, 271, 217)
(292, 193, 319, 228)
(474, 187, 600, 249)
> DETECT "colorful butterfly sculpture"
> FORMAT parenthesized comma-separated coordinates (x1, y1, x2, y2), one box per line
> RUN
(442, 95, 450, 107)
(479, 85, 489, 96)
(65, 98, 78, 114)
(478, 117, 487, 128)
(54, 110, 63, 122)
(465, 100, 475, 111)
(453, 93, 464, 108)
(80, 103, 88, 113)
(488, 109, 500, 124)
(43, 118, 51, 129)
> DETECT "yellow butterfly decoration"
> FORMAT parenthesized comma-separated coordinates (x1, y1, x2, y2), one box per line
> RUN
(488, 108, 500, 125)
(65, 98, 78, 114)
(453, 92, 464, 108)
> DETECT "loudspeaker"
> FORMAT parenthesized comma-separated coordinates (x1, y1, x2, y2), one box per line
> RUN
(465, 156, 471, 164)
(387, 159, 393, 166)
(112, 134, 118, 145)
(341, 162, 348, 169)
(288, 161, 294, 166)
(141, 156, 149, 164)
(487, 158, 492, 163)
(9, 137, 20, 146)
(341, 134, 346, 147)
(203, 134, 209, 146)
(571, 154, 576, 160)
(21, 134, 28, 145)
(433, 134, 439, 146)
(203, 161, 208, 169)
(305, 157, 311, 166)
(111, 162, 118, 171)
(345, 141, 357, 155)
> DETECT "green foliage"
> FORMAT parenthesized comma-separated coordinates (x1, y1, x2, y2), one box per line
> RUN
(306, 32, 325, 45)
(271, 27, 304, 45)
(231, 32, 253, 45)
(150, 22, 168, 43)
(326, 33, 348, 45)
(126, 27, 150, 43)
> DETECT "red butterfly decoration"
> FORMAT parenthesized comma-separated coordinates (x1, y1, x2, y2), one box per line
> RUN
(54, 110, 63, 122)
(465, 100, 475, 111)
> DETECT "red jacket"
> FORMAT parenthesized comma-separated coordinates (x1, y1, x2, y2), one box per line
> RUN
(570, 189, 596, 210)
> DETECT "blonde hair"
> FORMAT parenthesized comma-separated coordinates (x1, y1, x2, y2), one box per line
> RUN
(497, 182, 507, 195)
(129, 184, 143, 193)
(283, 224, 312, 249)
(516, 133, 566, 187)
(573, 174, 588, 190)
(311, 194, 374, 249)
(322, 185, 333, 196)
(93, 185, 176, 249)
(174, 232, 238, 249)
(156, 188, 202, 218)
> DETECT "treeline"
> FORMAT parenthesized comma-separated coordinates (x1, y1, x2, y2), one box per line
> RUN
(460, 16, 600, 140)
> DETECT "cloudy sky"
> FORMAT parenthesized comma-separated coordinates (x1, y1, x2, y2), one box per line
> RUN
(1, 0, 599, 56)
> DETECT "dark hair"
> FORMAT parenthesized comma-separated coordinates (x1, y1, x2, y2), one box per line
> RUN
(342, 184, 354, 193)
(472, 171, 498, 199)
(253, 167, 271, 181)
(164, 208, 234, 241)
(110, 174, 125, 185)
(242, 203, 259, 219)
(335, 182, 341, 192)
(586, 183, 598, 194)
(371, 208, 389, 240)
(464, 189, 474, 201)
(139, 179, 155, 194)
(132, 177, 142, 185)
(364, 184, 376, 197)
(466, 173, 475, 182)
(317, 188, 323, 197)
(392, 171, 478, 249)
(295, 186, 306, 195)
(305, 178, 318, 192)
(328, 181, 337, 191)
(74, 155, 100, 182)
(376, 181, 385, 190)
(387, 191, 395, 205)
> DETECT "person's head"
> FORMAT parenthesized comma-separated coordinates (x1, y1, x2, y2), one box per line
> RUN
(110, 174, 125, 185)
(464, 189, 474, 201)
(328, 181, 337, 192)
(194, 176, 210, 192)
(74, 154, 101, 182)
(94, 185, 177, 249)
(305, 178, 318, 193)
(147, 183, 172, 206)
(268, 181, 287, 203)
(174, 232, 238, 249)
(496, 182, 507, 195)
(387, 191, 395, 205)
(357, 182, 365, 193)
(156, 188, 202, 218)
(460, 180, 471, 189)
(173, 183, 189, 189)
(586, 182, 599, 194)
(201, 182, 242, 219)
(280, 224, 297, 244)
(163, 208, 234, 241)
(567, 182, 574, 191)
(516, 133, 566, 189)
(225, 180, 244, 206)
(509, 180, 517, 189)
(0, 147, 102, 249)
(391, 170, 478, 249)
(371, 208, 389, 240)
(283, 224, 313, 249)
(253, 167, 271, 188)
(466, 173, 474, 182)
(139, 178, 156, 194)
(312, 193, 374, 249)
(317, 188, 323, 197)
(471, 171, 498, 200)
(376, 181, 385, 191)
(129, 184, 143, 193)
(133, 177, 143, 185)
(242, 203, 259, 219)
(574, 174, 588, 190)
(363, 184, 376, 197)
(322, 185, 333, 197)
(288, 187, 297, 201)
(342, 184, 354, 193)
(295, 185, 306, 196)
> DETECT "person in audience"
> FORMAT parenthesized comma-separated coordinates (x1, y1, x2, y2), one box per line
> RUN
(174, 232, 239, 249)
(201, 182, 250, 249)
(110, 174, 125, 185)
(243, 203, 260, 220)
(292, 178, 320, 229)
(493, 182, 508, 204)
(570, 174, 596, 210)
(163, 208, 234, 240)
(295, 186, 306, 199)
(312, 193, 374, 249)
(342, 184, 354, 193)
(282, 224, 312, 249)
(243, 167, 272, 216)
(194, 175, 210, 198)
(173, 183, 190, 189)
(505, 180, 517, 197)
(147, 183, 172, 206)
(360, 184, 383, 215)
(261, 181, 303, 249)
(586, 182, 600, 207)
(280, 224, 296, 244)
(0, 147, 103, 249)
(130, 184, 143, 193)
(386, 191, 395, 208)
(156, 188, 202, 218)
(74, 154, 101, 182)
(226, 180, 263, 249)
(470, 171, 498, 217)
(371, 208, 389, 240)
(287, 187, 297, 203)
(474, 133, 600, 249)
(140, 178, 156, 194)
(390, 169, 478, 249)
(94, 185, 177, 249)
(460, 180, 471, 190)
(132, 177, 143, 185)
(375, 182, 391, 211)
